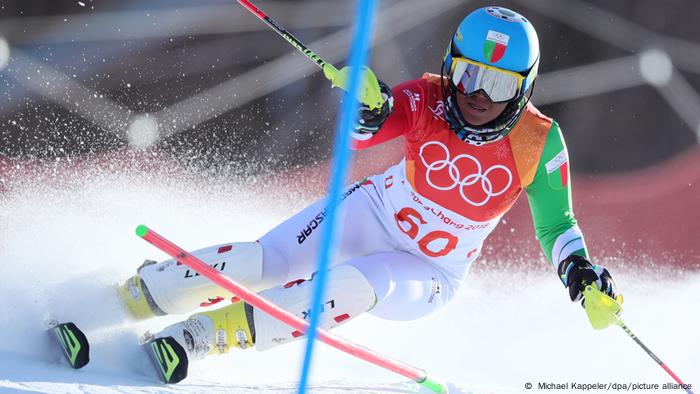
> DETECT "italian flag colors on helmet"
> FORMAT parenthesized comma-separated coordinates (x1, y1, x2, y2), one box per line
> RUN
(483, 30, 509, 63)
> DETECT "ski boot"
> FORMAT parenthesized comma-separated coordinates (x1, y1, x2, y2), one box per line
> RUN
(142, 300, 255, 383)
(117, 260, 165, 320)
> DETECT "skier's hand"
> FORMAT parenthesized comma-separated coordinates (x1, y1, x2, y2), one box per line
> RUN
(557, 255, 617, 304)
(354, 80, 394, 136)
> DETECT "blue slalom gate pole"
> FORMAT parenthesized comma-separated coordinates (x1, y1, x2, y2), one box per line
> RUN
(298, 1, 378, 393)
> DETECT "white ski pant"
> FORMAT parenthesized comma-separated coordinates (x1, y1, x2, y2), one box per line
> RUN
(259, 179, 456, 321)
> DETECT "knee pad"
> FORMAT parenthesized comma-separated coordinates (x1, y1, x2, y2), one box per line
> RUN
(253, 264, 376, 351)
(139, 242, 264, 315)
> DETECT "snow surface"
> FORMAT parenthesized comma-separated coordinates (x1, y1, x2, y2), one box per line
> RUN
(0, 166, 698, 394)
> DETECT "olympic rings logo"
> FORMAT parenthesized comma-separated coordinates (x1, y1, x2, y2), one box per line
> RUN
(419, 141, 512, 206)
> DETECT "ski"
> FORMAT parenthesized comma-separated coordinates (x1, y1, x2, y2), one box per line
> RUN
(48, 321, 90, 369)
(143, 335, 189, 384)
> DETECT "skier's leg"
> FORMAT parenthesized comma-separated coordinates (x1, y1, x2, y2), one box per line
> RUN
(118, 242, 267, 319)
(251, 251, 453, 350)
(346, 251, 454, 321)
(150, 263, 375, 359)
(119, 179, 393, 320)
(151, 250, 454, 359)
(258, 179, 397, 283)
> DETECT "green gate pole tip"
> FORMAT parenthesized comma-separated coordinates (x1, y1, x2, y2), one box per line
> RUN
(135, 225, 149, 237)
(419, 375, 449, 393)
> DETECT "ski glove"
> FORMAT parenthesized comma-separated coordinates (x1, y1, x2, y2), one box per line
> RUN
(354, 80, 394, 136)
(557, 255, 617, 304)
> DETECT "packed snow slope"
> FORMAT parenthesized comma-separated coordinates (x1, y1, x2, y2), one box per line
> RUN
(0, 162, 698, 394)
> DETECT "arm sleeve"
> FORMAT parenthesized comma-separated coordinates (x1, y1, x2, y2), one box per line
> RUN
(525, 121, 588, 270)
(352, 79, 425, 150)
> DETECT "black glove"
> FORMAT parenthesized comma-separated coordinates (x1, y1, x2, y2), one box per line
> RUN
(354, 80, 394, 136)
(557, 255, 617, 304)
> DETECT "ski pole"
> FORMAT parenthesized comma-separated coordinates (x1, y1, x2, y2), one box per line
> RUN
(584, 286, 694, 394)
(236, 0, 332, 73)
(135, 225, 448, 394)
(235, 0, 384, 110)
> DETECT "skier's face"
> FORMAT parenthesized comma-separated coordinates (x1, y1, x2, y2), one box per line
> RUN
(455, 91, 508, 126)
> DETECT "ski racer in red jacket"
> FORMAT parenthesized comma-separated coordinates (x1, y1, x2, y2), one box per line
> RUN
(118, 6, 619, 374)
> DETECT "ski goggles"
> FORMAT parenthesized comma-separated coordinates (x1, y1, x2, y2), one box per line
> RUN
(449, 57, 526, 103)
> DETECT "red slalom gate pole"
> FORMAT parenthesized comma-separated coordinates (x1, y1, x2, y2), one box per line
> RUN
(135, 225, 448, 393)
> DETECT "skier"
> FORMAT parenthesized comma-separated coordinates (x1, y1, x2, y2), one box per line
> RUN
(119, 6, 619, 377)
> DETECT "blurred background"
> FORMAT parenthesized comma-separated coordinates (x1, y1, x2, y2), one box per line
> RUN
(1, 0, 698, 267)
